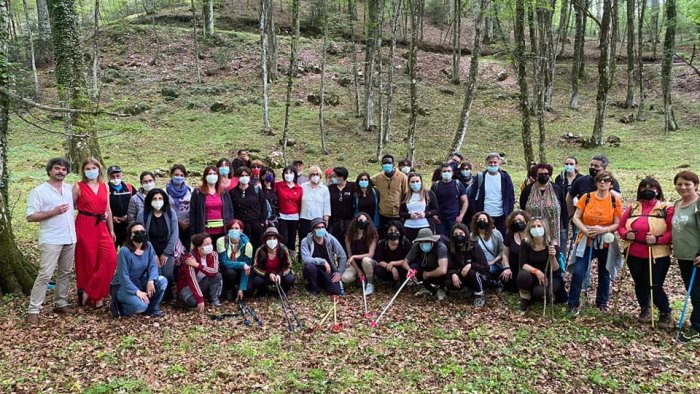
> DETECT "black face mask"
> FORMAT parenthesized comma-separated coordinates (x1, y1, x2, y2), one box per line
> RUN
(132, 230, 148, 243)
(537, 175, 550, 185)
(640, 189, 656, 201)
(358, 221, 369, 230)
(477, 221, 489, 230)
(589, 167, 599, 177)
(453, 235, 467, 245)
(512, 221, 527, 232)
(386, 232, 401, 241)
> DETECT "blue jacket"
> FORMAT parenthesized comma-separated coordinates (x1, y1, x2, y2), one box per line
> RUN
(217, 233, 252, 291)
(115, 242, 159, 294)
(468, 170, 516, 218)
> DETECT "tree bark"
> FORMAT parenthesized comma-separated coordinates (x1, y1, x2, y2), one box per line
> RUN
(624, 0, 635, 108)
(319, 0, 329, 155)
(0, 1, 33, 295)
(590, 0, 615, 146)
(266, 0, 277, 81)
(203, 0, 214, 36)
(91, 0, 100, 102)
(21, 0, 40, 99)
(383, 0, 401, 145)
(543, 0, 555, 112)
(569, 0, 585, 109)
(349, 0, 361, 118)
(259, 0, 272, 135)
(650, 0, 659, 58)
(636, 0, 645, 120)
(556, 0, 571, 58)
(364, 0, 381, 131)
(535, 3, 549, 162)
(515, 0, 534, 164)
(281, 0, 300, 164)
(47, 0, 102, 170)
(190, 0, 202, 83)
(451, 0, 461, 85)
(450, 0, 487, 155)
(661, 0, 677, 133)
(405, 0, 420, 163)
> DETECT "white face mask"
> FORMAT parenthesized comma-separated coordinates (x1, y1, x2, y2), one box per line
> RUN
(266, 239, 278, 249)
(151, 200, 164, 211)
(202, 244, 214, 255)
(142, 181, 155, 192)
(310, 175, 321, 184)
(284, 173, 295, 183)
(529, 227, 545, 238)
(401, 166, 411, 174)
(205, 174, 218, 185)
(239, 176, 250, 185)
(110, 178, 122, 186)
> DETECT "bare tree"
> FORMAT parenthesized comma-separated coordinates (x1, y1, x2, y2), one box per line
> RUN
(661, 0, 678, 133)
(382, 0, 402, 145)
(281, 0, 300, 164)
(266, 0, 277, 81)
(636, 0, 646, 119)
(91, 0, 100, 101)
(259, 0, 272, 135)
(21, 0, 40, 99)
(650, 0, 659, 58)
(364, 0, 381, 131)
(557, 0, 571, 58)
(590, 0, 616, 146)
(451, 0, 461, 85)
(319, 0, 329, 154)
(405, 0, 420, 162)
(569, 0, 586, 109)
(190, 0, 202, 83)
(623, 0, 636, 108)
(349, 0, 361, 117)
(203, 0, 214, 36)
(514, 0, 534, 164)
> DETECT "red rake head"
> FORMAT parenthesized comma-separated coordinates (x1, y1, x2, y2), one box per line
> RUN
(331, 323, 343, 333)
(363, 312, 372, 319)
(370, 320, 378, 328)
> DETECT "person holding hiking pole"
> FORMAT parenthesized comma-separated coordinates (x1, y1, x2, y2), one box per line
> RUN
(618, 177, 674, 328)
(567, 171, 622, 317)
(671, 170, 700, 343)
(516, 217, 561, 313)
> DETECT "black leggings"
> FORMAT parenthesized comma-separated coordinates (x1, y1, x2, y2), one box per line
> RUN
(517, 270, 562, 300)
(446, 268, 489, 293)
(627, 254, 671, 314)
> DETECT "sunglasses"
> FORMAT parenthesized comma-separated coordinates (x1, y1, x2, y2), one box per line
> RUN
(598, 178, 613, 183)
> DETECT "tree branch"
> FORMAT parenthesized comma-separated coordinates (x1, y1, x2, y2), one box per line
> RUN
(14, 109, 133, 140)
(676, 52, 700, 78)
(0, 86, 129, 117)
(571, 1, 601, 28)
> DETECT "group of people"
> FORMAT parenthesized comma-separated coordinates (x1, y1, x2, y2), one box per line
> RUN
(24, 151, 700, 343)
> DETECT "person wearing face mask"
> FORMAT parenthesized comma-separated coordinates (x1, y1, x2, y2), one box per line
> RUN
(189, 165, 234, 245)
(178, 233, 223, 312)
(216, 219, 253, 301)
(329, 167, 357, 247)
(468, 153, 515, 237)
(400, 228, 449, 300)
(251, 227, 295, 297)
(516, 218, 561, 312)
(619, 177, 674, 328)
(259, 167, 279, 227)
(73, 158, 118, 308)
(502, 210, 532, 292)
(398, 159, 413, 176)
(232, 149, 252, 172)
(519, 163, 563, 246)
(292, 160, 308, 185)
(127, 171, 156, 225)
(299, 165, 331, 246)
(166, 164, 193, 251)
(354, 172, 380, 226)
(470, 212, 505, 289)
(446, 223, 490, 307)
(431, 163, 469, 237)
(216, 158, 238, 191)
(301, 218, 347, 295)
(373, 221, 412, 284)
(107, 165, 136, 248)
(554, 157, 582, 258)
(276, 166, 304, 251)
(372, 154, 409, 234)
(566, 154, 621, 221)
(400, 173, 439, 242)
(250, 160, 264, 187)
(341, 213, 379, 295)
(230, 166, 268, 251)
(111, 222, 167, 317)
(136, 189, 179, 303)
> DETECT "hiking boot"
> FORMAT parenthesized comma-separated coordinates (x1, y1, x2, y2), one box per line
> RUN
(364, 282, 375, 296)
(678, 328, 700, 344)
(211, 298, 222, 307)
(519, 299, 530, 313)
(567, 305, 580, 319)
(597, 304, 609, 313)
(459, 288, 474, 299)
(637, 307, 652, 323)
(53, 305, 75, 314)
(657, 313, 674, 330)
(436, 289, 447, 301)
(473, 296, 485, 308)
(26, 313, 39, 325)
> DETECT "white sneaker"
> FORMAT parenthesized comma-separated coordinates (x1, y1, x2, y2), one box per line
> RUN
(414, 288, 432, 296)
(364, 282, 375, 296)
(436, 289, 446, 301)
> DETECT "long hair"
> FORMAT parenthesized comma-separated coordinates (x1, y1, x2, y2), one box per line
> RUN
(636, 176, 665, 201)
(404, 172, 427, 203)
(199, 165, 222, 194)
(123, 222, 150, 252)
(80, 157, 104, 183)
(470, 211, 494, 240)
(346, 212, 379, 246)
(523, 217, 552, 246)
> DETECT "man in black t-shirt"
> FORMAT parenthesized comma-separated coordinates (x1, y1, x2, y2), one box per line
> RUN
(401, 228, 449, 301)
(107, 165, 135, 248)
(565, 154, 621, 219)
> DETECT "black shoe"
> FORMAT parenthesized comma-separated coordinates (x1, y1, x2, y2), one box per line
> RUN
(519, 299, 530, 312)
(638, 307, 652, 323)
(657, 313, 674, 330)
(678, 328, 700, 344)
(567, 305, 580, 318)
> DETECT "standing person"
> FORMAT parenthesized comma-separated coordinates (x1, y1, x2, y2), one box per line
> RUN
(127, 171, 156, 225)
(502, 210, 532, 292)
(216, 219, 253, 301)
(276, 166, 303, 251)
(354, 172, 380, 226)
(217, 158, 238, 191)
(519, 163, 563, 245)
(400, 173, 438, 241)
(190, 165, 234, 245)
(401, 228, 449, 301)
(554, 156, 583, 256)
(468, 153, 515, 236)
(431, 163, 468, 236)
(566, 154, 621, 216)
(299, 165, 331, 244)
(25, 158, 77, 325)
(293, 160, 308, 185)
(373, 221, 412, 285)
(107, 165, 135, 248)
(619, 177, 674, 328)
(250, 160, 264, 186)
(398, 159, 413, 176)
(328, 167, 357, 247)
(568, 171, 622, 317)
(671, 171, 700, 343)
(231, 149, 251, 172)
(73, 158, 118, 308)
(342, 213, 379, 295)
(471, 212, 505, 286)
(260, 167, 279, 226)
(516, 218, 561, 312)
(166, 164, 192, 251)
(113, 222, 167, 318)
(300, 218, 347, 295)
(460, 161, 476, 225)
(250, 227, 295, 296)
(371, 154, 409, 233)
(230, 167, 267, 251)
(136, 189, 179, 303)
(178, 233, 223, 312)
(446, 223, 490, 307)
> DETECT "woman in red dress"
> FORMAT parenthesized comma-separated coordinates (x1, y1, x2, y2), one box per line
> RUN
(73, 158, 117, 308)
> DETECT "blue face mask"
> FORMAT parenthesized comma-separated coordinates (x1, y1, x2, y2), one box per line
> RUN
(487, 165, 500, 173)
(420, 242, 433, 253)
(410, 182, 422, 192)
(85, 169, 100, 180)
(219, 167, 230, 176)
(331, 178, 339, 185)
(382, 164, 394, 173)
(441, 172, 453, 181)
(228, 229, 241, 241)
(358, 180, 369, 188)
(461, 170, 471, 178)
(564, 164, 575, 173)
(314, 228, 327, 238)
(172, 176, 185, 185)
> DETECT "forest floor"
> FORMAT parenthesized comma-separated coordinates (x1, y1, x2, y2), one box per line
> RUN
(3, 7, 700, 393)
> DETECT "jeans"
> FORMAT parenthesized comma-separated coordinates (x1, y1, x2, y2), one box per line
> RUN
(250, 271, 294, 297)
(568, 246, 611, 308)
(159, 255, 175, 301)
(679, 260, 700, 330)
(28, 243, 75, 314)
(116, 276, 167, 316)
(303, 263, 341, 295)
(179, 273, 223, 307)
(627, 255, 671, 314)
(436, 218, 456, 238)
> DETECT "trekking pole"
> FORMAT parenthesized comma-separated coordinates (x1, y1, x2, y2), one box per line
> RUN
(582, 238, 595, 308)
(277, 281, 302, 330)
(331, 295, 343, 332)
(238, 301, 251, 327)
(371, 269, 417, 328)
(613, 245, 631, 312)
(677, 266, 698, 342)
(648, 246, 655, 328)
(315, 298, 336, 329)
(549, 255, 555, 319)
(275, 281, 293, 332)
(243, 301, 263, 327)
(360, 275, 370, 319)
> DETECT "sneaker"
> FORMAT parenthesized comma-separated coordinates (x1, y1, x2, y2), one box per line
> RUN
(597, 304, 609, 313)
(53, 305, 75, 314)
(147, 310, 166, 318)
(567, 305, 580, 318)
(211, 299, 222, 307)
(436, 289, 447, 301)
(414, 288, 432, 296)
(678, 328, 700, 344)
(473, 297, 485, 308)
(657, 313, 674, 330)
(519, 299, 530, 312)
(459, 288, 474, 299)
(637, 307, 652, 323)
(26, 313, 39, 325)
(364, 282, 375, 296)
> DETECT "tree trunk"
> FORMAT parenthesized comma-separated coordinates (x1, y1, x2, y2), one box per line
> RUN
(482, 13, 493, 45)
(266, 0, 277, 81)
(405, 0, 420, 163)
(21, 0, 40, 99)
(650, 0, 659, 58)
(364, 0, 381, 131)
(0, 1, 34, 295)
(557, 0, 571, 57)
(661, 0, 677, 133)
(569, 0, 585, 109)
(36, 0, 52, 49)
(450, 0, 487, 154)
(47, 0, 102, 169)
(515, 0, 534, 164)
(590, 0, 615, 146)
(203, 0, 214, 36)
(281, 0, 300, 164)
(535, 3, 549, 162)
(451, 0, 461, 85)
(636, 0, 645, 120)
(383, 0, 401, 145)
(190, 0, 202, 83)
(319, 0, 329, 155)
(91, 0, 100, 102)
(543, 0, 555, 112)
(624, 0, 635, 108)
(259, 0, 272, 135)
(349, 0, 361, 118)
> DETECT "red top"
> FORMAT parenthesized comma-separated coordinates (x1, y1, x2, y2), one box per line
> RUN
(266, 255, 281, 274)
(276, 181, 303, 215)
(619, 199, 674, 258)
(205, 193, 224, 234)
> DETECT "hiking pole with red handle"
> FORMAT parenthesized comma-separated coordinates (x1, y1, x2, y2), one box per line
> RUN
(360, 275, 371, 319)
(331, 295, 343, 332)
(371, 269, 417, 328)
